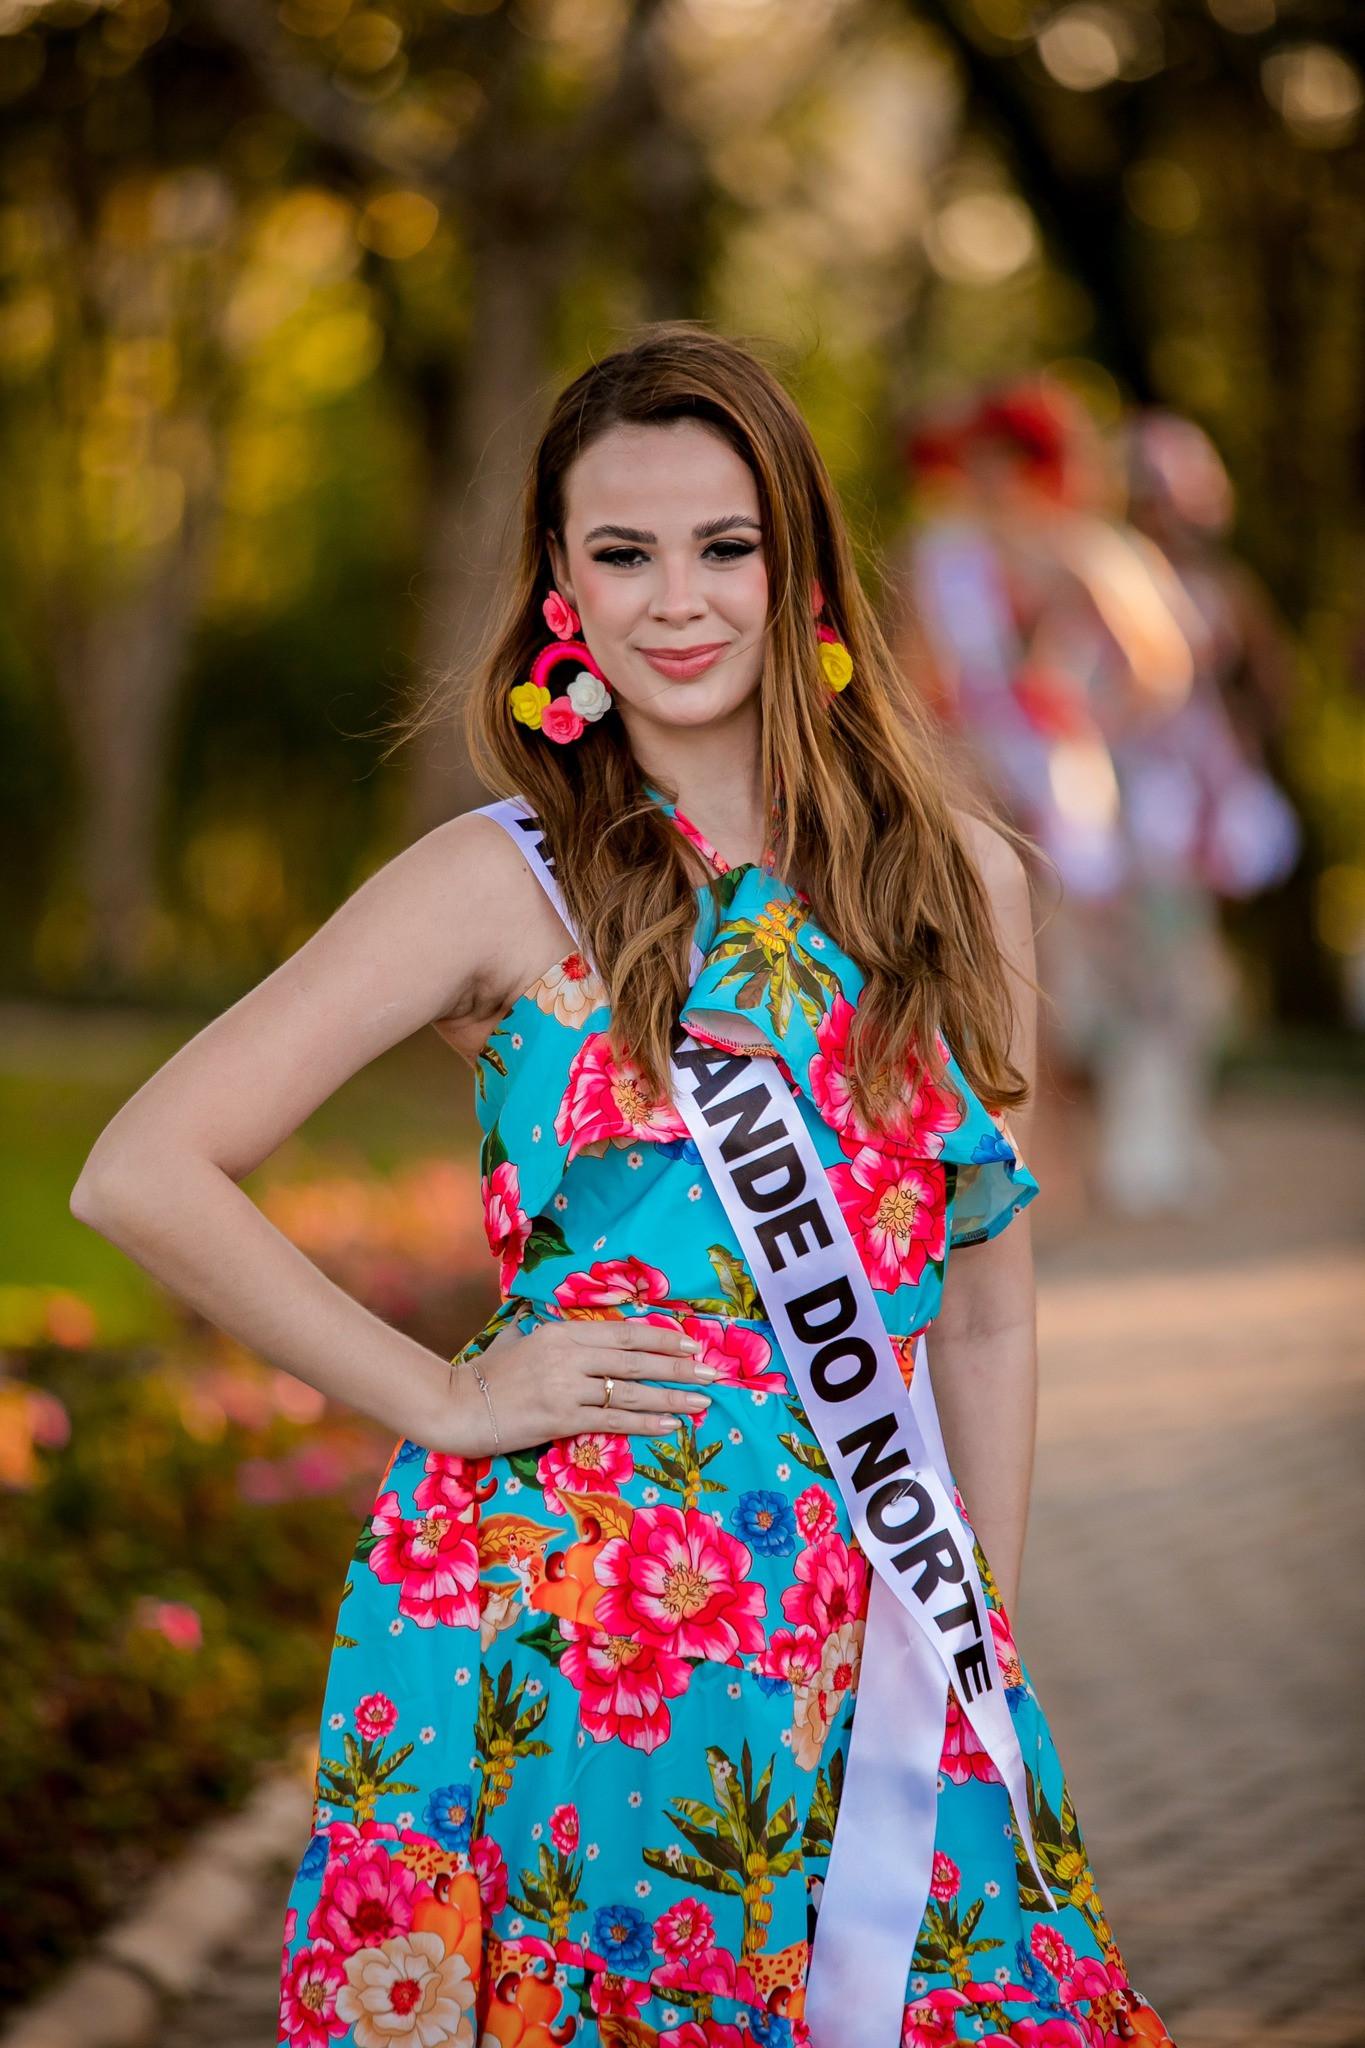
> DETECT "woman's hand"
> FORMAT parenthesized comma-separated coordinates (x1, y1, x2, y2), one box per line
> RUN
(421, 1318, 717, 1458)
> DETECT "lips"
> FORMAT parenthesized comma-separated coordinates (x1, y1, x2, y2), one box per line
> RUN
(637, 642, 730, 680)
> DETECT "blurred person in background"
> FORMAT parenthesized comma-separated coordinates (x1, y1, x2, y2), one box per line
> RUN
(897, 382, 1298, 1217)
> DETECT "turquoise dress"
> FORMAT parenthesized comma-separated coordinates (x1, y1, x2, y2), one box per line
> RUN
(278, 803, 1172, 2048)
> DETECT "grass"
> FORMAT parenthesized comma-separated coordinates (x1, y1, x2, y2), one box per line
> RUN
(0, 1001, 486, 1345)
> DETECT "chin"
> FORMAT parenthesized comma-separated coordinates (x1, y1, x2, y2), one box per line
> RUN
(618, 674, 759, 730)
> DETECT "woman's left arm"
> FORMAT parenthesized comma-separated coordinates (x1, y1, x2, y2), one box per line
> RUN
(927, 819, 1038, 1613)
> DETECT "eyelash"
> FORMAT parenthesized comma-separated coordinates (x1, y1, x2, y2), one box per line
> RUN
(588, 539, 760, 569)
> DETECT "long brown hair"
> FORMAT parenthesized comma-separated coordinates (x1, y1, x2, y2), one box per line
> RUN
(465, 325, 1026, 1120)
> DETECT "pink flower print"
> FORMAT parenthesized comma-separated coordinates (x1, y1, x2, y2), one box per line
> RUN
(595, 1504, 767, 1663)
(310, 1844, 422, 1955)
(660, 2025, 745, 2048)
(592, 1972, 651, 2019)
(672, 1314, 786, 1392)
(537, 1432, 634, 1513)
(412, 1452, 487, 1519)
(1031, 1923, 1079, 1982)
(554, 1032, 689, 1160)
(809, 994, 963, 1158)
(482, 1159, 532, 1295)
(471, 1833, 508, 1914)
(1059, 1956, 1127, 2012)
(827, 1146, 947, 1294)
(554, 1256, 671, 1314)
(780, 1532, 870, 1638)
(367, 1492, 481, 1630)
(652, 1945, 757, 2002)
(990, 1605, 1025, 1691)
(939, 1687, 1002, 1786)
(280, 1938, 347, 2048)
(668, 807, 730, 874)
(759, 1624, 824, 1689)
(652, 1895, 715, 1961)
(929, 1851, 960, 1901)
(793, 1485, 838, 1546)
(549, 1802, 580, 1854)
(902, 1991, 973, 2048)
(354, 1692, 398, 1742)
(559, 1623, 692, 1753)
(986, 2025, 1092, 2048)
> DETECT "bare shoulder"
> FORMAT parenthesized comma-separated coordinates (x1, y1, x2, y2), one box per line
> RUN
(340, 808, 573, 1014)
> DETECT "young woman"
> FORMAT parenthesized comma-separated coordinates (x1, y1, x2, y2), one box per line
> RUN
(74, 329, 1173, 2048)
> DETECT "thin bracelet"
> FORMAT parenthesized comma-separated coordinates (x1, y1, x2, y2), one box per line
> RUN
(465, 1354, 501, 1457)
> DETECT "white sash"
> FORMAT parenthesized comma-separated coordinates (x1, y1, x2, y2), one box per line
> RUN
(478, 798, 1051, 2045)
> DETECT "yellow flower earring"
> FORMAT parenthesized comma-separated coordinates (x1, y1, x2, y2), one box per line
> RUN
(812, 584, 853, 692)
(817, 626, 854, 692)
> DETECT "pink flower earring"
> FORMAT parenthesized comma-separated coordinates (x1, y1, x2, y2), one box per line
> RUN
(811, 582, 853, 693)
(508, 592, 613, 744)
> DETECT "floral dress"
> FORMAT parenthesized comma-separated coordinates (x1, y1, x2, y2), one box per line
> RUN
(278, 802, 1174, 2048)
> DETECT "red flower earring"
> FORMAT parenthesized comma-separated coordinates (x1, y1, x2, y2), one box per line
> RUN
(509, 592, 613, 743)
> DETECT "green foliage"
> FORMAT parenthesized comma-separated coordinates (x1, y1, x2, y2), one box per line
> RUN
(0, 1344, 370, 2012)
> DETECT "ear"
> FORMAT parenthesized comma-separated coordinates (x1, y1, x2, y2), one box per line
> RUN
(546, 533, 575, 608)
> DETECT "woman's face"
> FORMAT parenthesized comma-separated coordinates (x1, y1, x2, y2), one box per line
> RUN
(549, 420, 769, 738)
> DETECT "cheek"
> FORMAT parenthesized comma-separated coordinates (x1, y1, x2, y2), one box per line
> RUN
(568, 560, 642, 643)
(717, 557, 770, 637)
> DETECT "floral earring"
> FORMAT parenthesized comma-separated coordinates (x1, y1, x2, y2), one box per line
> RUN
(811, 581, 853, 693)
(509, 592, 613, 743)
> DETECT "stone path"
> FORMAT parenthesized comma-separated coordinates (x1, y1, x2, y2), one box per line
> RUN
(1021, 1250, 1365, 2048)
(153, 1088, 1365, 2048)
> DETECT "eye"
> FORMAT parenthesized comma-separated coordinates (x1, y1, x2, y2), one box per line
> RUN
(703, 538, 760, 563)
(590, 545, 649, 569)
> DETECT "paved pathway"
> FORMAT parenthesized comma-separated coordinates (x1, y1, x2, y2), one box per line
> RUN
(156, 1088, 1365, 2048)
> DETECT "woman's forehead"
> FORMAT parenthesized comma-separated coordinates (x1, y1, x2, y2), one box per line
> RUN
(562, 419, 760, 535)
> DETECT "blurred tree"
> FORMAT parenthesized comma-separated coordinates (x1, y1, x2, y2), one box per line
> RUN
(205, 0, 712, 828)
(0, 16, 257, 982)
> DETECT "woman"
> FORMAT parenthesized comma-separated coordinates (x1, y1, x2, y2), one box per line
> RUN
(73, 330, 1172, 2048)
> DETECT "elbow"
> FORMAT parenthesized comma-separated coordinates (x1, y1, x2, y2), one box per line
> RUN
(70, 1142, 152, 1240)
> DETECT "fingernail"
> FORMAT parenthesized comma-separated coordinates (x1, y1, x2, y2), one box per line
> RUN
(681, 1339, 703, 1353)
(686, 1395, 711, 1410)
(693, 1365, 717, 1382)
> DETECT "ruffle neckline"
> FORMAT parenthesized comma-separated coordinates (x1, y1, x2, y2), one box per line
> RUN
(479, 796, 1036, 1256)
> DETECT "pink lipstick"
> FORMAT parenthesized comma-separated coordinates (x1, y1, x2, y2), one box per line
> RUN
(638, 642, 730, 680)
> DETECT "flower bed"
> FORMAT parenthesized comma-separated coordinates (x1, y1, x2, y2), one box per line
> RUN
(0, 1156, 498, 2013)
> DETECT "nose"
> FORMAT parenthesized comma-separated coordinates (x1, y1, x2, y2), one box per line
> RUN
(649, 550, 707, 627)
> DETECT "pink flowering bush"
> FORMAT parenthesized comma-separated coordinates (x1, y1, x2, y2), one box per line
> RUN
(260, 1156, 497, 1352)
(0, 1332, 375, 2012)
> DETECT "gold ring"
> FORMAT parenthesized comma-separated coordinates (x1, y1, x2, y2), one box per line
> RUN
(602, 1376, 615, 1410)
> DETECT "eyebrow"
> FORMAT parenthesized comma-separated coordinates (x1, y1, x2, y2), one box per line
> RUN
(581, 514, 763, 545)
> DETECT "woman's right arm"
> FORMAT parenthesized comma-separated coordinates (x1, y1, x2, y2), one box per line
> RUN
(71, 816, 713, 1456)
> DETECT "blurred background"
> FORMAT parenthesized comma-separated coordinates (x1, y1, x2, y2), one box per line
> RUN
(1, 0, 1363, 2040)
